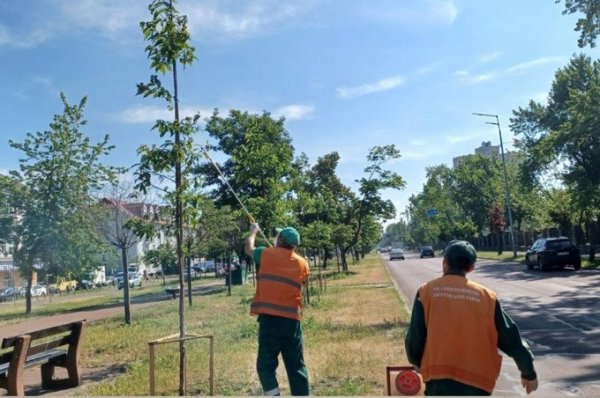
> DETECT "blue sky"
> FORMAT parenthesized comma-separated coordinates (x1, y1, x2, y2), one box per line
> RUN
(1, 0, 597, 224)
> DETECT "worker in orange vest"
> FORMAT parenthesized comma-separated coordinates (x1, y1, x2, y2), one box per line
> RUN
(405, 240, 538, 396)
(245, 223, 311, 396)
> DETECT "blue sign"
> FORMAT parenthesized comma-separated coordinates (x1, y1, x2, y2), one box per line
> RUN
(426, 208, 438, 218)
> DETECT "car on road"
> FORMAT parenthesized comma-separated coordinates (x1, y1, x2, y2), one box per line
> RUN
(389, 248, 405, 260)
(31, 284, 47, 297)
(525, 237, 581, 271)
(118, 272, 143, 289)
(0, 287, 19, 302)
(420, 246, 435, 258)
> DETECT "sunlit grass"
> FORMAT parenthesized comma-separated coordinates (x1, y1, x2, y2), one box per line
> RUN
(71, 253, 408, 396)
(477, 250, 526, 262)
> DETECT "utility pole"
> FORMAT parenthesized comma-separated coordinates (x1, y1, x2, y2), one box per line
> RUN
(472, 113, 518, 257)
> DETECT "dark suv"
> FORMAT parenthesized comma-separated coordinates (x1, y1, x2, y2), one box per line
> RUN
(420, 246, 435, 258)
(525, 237, 581, 271)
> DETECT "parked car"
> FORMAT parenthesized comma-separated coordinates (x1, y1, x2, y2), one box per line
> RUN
(30, 284, 47, 297)
(118, 272, 143, 289)
(0, 287, 18, 302)
(113, 272, 124, 286)
(76, 280, 95, 290)
(389, 248, 405, 260)
(18, 287, 28, 297)
(194, 260, 216, 273)
(184, 269, 199, 281)
(525, 237, 581, 271)
(420, 246, 435, 258)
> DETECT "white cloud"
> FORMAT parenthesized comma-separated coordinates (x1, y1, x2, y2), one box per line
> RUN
(530, 91, 549, 104)
(59, 0, 143, 39)
(445, 131, 488, 144)
(273, 104, 314, 120)
(428, 0, 458, 24)
(32, 77, 60, 96)
(417, 62, 442, 75)
(454, 70, 498, 85)
(478, 51, 502, 64)
(359, 0, 458, 25)
(0, 23, 55, 48)
(183, 0, 316, 40)
(337, 76, 404, 99)
(118, 105, 213, 124)
(505, 57, 564, 74)
(410, 139, 428, 146)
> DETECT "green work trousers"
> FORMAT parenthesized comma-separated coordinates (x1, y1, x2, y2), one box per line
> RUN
(257, 314, 309, 396)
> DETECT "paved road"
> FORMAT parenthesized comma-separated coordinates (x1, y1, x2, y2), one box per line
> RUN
(385, 251, 600, 397)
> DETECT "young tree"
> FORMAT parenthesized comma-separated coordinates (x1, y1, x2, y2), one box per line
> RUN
(95, 181, 154, 324)
(134, 0, 198, 393)
(9, 93, 118, 314)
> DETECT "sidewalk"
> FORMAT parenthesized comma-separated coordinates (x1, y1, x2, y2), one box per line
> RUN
(0, 280, 226, 396)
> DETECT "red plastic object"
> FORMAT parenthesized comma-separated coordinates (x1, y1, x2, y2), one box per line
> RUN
(394, 369, 421, 395)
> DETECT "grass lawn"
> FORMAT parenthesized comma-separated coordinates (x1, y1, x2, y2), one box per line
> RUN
(0, 276, 219, 325)
(72, 253, 408, 396)
(476, 251, 526, 262)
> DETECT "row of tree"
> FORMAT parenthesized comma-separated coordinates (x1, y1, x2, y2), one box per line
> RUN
(0, 23, 403, 321)
(383, 32, 600, 252)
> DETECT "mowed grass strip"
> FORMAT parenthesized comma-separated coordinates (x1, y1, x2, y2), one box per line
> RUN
(76, 253, 409, 396)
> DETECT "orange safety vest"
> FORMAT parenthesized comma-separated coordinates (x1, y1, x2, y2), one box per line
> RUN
(419, 275, 502, 393)
(250, 247, 310, 320)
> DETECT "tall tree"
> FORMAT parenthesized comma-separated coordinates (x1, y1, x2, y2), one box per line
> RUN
(9, 93, 118, 314)
(340, 145, 405, 269)
(134, 0, 198, 394)
(511, 54, 600, 239)
(199, 110, 296, 244)
(557, 0, 600, 48)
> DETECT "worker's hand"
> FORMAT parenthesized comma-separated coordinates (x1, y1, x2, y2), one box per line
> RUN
(521, 378, 538, 394)
(250, 223, 260, 235)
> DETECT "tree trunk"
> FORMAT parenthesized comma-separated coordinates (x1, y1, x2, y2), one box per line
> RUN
(25, 277, 32, 315)
(340, 248, 348, 272)
(497, 231, 504, 255)
(121, 246, 131, 325)
(186, 254, 193, 307)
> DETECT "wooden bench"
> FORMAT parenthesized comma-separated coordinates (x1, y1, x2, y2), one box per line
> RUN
(0, 320, 86, 396)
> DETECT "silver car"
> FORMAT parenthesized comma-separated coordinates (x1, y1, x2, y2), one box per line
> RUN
(118, 272, 143, 289)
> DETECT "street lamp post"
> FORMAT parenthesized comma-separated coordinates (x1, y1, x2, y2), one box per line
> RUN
(472, 113, 518, 257)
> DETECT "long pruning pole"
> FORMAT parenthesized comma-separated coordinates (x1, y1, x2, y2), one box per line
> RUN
(202, 150, 272, 246)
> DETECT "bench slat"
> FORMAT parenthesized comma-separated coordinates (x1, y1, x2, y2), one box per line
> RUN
(2, 321, 83, 348)
(26, 336, 71, 357)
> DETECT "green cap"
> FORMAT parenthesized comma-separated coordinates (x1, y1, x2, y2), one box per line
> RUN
(276, 227, 301, 246)
(444, 240, 477, 265)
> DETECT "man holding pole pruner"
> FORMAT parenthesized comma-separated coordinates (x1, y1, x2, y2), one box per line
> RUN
(245, 223, 311, 396)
